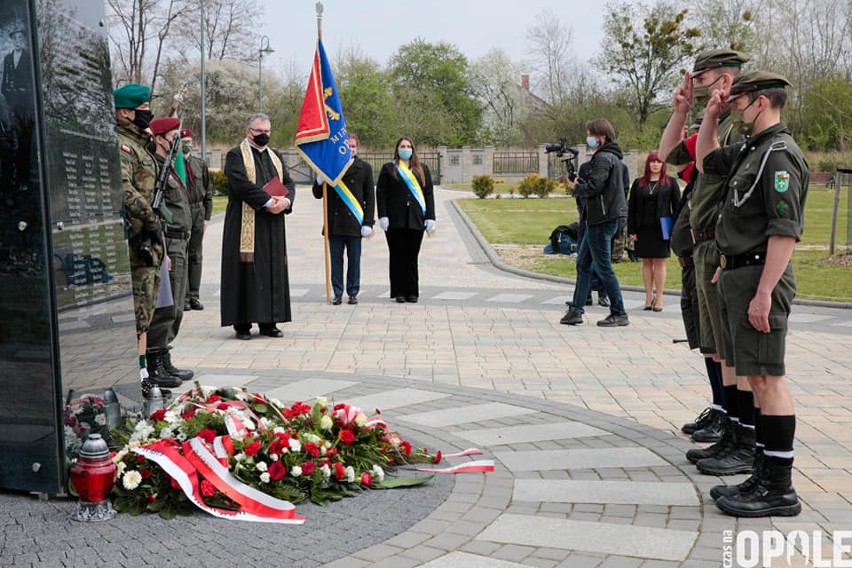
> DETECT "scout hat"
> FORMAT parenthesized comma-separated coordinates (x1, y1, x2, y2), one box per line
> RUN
(180, 128, 193, 139)
(692, 49, 749, 78)
(727, 70, 791, 103)
(113, 84, 151, 109)
(149, 116, 181, 136)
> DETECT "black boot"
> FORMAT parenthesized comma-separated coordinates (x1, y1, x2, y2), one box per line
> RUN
(682, 407, 713, 435)
(686, 418, 733, 464)
(716, 456, 801, 517)
(162, 350, 194, 381)
(146, 352, 182, 388)
(692, 408, 726, 442)
(711, 451, 765, 500)
(697, 423, 755, 476)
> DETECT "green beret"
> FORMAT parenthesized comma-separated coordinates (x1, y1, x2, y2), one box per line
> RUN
(692, 49, 750, 75)
(728, 70, 791, 101)
(113, 84, 151, 109)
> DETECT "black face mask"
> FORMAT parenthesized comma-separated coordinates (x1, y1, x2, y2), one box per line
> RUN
(133, 109, 154, 131)
(252, 132, 270, 147)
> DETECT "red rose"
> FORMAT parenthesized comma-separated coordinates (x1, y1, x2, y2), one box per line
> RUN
(137, 455, 146, 464)
(401, 441, 412, 456)
(149, 408, 167, 421)
(360, 472, 372, 487)
(207, 395, 222, 403)
(140, 468, 151, 479)
(181, 410, 196, 420)
(268, 461, 286, 481)
(198, 429, 217, 444)
(216, 403, 229, 411)
(200, 479, 216, 497)
(339, 430, 355, 445)
(334, 462, 345, 480)
(333, 403, 345, 411)
(268, 440, 283, 455)
(301, 461, 315, 475)
(244, 441, 262, 457)
(147, 494, 156, 504)
(304, 442, 320, 457)
(432, 450, 443, 464)
(326, 448, 338, 458)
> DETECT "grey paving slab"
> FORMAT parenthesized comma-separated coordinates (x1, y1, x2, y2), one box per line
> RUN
(542, 295, 570, 305)
(494, 448, 668, 472)
(399, 402, 539, 427)
(421, 551, 528, 567)
(477, 514, 697, 562)
(432, 291, 477, 301)
(264, 378, 359, 402)
(486, 293, 534, 303)
(343, 388, 453, 412)
(513, 479, 699, 506)
(289, 288, 310, 298)
(457, 422, 612, 446)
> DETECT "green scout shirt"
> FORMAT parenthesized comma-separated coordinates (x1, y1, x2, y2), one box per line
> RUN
(153, 153, 193, 234)
(666, 112, 740, 232)
(117, 123, 161, 235)
(704, 122, 809, 256)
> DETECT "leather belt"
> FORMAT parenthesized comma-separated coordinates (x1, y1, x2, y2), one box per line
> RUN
(677, 255, 694, 268)
(164, 229, 189, 240)
(720, 252, 766, 270)
(691, 227, 715, 243)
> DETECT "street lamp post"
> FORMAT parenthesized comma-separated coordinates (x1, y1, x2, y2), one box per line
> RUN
(258, 35, 274, 113)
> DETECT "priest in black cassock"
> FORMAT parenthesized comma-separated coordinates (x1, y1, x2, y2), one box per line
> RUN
(221, 113, 296, 340)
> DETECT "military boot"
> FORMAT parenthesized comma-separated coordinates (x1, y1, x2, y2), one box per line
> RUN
(682, 407, 713, 435)
(691, 408, 726, 442)
(146, 352, 182, 388)
(162, 350, 194, 381)
(686, 418, 733, 464)
(697, 423, 755, 476)
(711, 451, 765, 500)
(715, 456, 801, 517)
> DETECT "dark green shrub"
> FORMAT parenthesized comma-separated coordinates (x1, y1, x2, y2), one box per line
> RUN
(517, 174, 555, 198)
(209, 170, 229, 196)
(471, 175, 495, 199)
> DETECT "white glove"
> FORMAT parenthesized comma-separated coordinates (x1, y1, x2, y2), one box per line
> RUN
(425, 219, 435, 233)
(316, 174, 324, 185)
(379, 217, 389, 231)
(360, 225, 373, 238)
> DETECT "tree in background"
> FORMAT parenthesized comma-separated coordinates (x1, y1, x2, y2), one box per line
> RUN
(690, 0, 757, 53)
(597, 1, 701, 127)
(388, 39, 482, 147)
(470, 48, 526, 146)
(334, 47, 398, 148)
(799, 75, 852, 152)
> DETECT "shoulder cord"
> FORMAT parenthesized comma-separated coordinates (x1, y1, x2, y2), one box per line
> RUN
(732, 140, 788, 208)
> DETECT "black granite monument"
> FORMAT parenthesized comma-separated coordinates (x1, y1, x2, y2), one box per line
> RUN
(0, 0, 136, 493)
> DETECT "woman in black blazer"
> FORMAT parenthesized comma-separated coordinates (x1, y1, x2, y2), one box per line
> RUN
(376, 136, 436, 303)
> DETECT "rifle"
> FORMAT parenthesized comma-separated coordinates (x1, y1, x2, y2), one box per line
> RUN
(151, 131, 181, 223)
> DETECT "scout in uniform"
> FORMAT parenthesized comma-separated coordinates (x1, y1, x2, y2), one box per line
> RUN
(658, 50, 757, 473)
(697, 70, 808, 517)
(114, 84, 180, 393)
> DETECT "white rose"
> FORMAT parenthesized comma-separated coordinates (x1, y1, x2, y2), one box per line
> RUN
(270, 398, 283, 408)
(260, 417, 273, 429)
(122, 470, 142, 490)
(234, 452, 246, 462)
(115, 461, 126, 476)
(344, 466, 355, 483)
(256, 461, 268, 472)
(94, 414, 107, 426)
(355, 413, 367, 427)
(320, 415, 333, 430)
(270, 454, 279, 461)
(320, 464, 331, 479)
(260, 472, 270, 483)
(273, 426, 286, 434)
(371, 465, 385, 482)
(291, 466, 302, 478)
(315, 396, 328, 408)
(288, 438, 301, 452)
(164, 410, 179, 424)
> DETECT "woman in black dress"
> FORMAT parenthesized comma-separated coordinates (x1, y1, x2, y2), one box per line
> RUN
(376, 137, 436, 303)
(627, 151, 679, 311)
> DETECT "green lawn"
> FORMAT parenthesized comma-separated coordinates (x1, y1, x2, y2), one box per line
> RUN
(458, 188, 852, 303)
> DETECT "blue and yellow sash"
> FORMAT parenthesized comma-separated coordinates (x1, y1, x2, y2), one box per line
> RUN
(333, 180, 364, 225)
(396, 162, 426, 215)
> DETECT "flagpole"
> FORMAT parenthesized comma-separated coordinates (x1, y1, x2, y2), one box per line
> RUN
(316, 1, 332, 304)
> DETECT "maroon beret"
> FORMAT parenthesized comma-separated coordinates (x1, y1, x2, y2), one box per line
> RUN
(180, 128, 193, 139)
(150, 117, 181, 136)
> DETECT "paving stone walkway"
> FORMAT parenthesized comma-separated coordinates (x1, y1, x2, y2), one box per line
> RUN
(2, 187, 850, 567)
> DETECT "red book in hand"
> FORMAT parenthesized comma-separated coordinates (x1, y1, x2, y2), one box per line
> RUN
(263, 177, 290, 198)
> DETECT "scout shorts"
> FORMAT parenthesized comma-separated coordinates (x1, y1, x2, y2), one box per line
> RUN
(693, 240, 725, 358)
(717, 263, 796, 377)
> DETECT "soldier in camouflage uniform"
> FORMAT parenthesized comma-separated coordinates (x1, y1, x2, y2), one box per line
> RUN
(146, 117, 194, 385)
(659, 51, 757, 477)
(114, 84, 180, 392)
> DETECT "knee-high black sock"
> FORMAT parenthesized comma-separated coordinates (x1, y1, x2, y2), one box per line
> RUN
(737, 389, 755, 428)
(723, 385, 739, 421)
(754, 408, 764, 450)
(706, 358, 724, 408)
(761, 414, 795, 458)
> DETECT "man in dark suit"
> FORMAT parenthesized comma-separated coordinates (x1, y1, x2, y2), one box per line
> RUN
(1, 26, 33, 190)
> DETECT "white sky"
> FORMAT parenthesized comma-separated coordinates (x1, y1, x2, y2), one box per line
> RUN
(258, 0, 609, 78)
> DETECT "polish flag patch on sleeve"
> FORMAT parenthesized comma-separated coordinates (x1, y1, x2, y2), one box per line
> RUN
(120, 144, 132, 155)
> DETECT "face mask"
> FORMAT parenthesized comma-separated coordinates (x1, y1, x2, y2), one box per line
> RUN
(692, 86, 711, 108)
(252, 132, 270, 147)
(733, 98, 761, 137)
(182, 142, 192, 155)
(398, 148, 413, 160)
(586, 136, 600, 149)
(133, 109, 153, 131)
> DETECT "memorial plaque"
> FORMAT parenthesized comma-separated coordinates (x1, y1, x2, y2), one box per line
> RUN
(0, 0, 136, 493)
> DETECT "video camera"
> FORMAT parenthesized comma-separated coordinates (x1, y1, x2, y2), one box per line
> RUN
(544, 139, 580, 182)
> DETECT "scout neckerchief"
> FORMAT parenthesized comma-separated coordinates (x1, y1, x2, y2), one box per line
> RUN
(239, 138, 283, 263)
(333, 179, 364, 225)
(396, 162, 426, 215)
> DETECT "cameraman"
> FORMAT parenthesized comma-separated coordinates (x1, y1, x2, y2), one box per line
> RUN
(560, 118, 629, 327)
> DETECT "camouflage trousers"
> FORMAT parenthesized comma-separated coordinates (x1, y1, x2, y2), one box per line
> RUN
(129, 238, 163, 337)
(611, 219, 628, 262)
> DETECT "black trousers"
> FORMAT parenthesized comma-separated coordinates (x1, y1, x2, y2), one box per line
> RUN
(385, 228, 424, 298)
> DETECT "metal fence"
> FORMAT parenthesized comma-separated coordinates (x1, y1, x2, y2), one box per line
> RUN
(492, 151, 538, 175)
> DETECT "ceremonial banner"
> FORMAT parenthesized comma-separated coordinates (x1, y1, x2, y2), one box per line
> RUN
(295, 38, 352, 186)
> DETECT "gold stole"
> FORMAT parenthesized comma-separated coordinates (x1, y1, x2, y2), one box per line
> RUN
(239, 139, 283, 263)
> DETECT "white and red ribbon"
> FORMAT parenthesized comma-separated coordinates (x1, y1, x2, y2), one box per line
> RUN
(412, 459, 495, 474)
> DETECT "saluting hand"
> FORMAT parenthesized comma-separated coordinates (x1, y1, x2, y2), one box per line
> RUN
(673, 71, 692, 115)
(704, 90, 727, 123)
